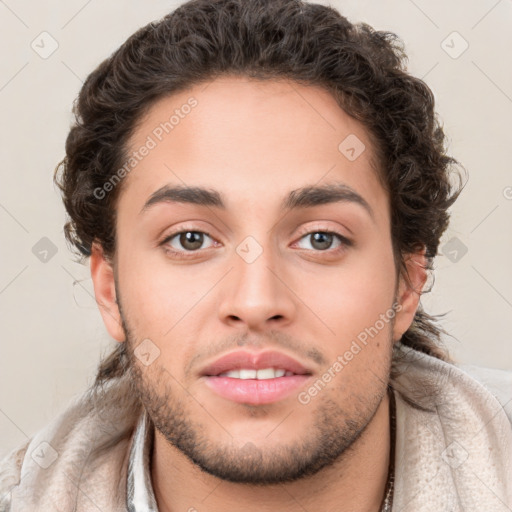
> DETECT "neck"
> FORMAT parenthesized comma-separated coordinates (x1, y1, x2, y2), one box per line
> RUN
(151, 390, 392, 512)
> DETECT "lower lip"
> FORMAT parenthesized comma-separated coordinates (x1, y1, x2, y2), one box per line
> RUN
(203, 375, 311, 405)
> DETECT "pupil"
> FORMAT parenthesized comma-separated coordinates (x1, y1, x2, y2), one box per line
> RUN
(311, 232, 332, 250)
(180, 231, 203, 250)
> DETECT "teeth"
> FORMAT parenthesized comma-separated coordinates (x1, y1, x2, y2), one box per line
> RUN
(256, 368, 276, 380)
(240, 369, 257, 379)
(218, 368, 292, 379)
(223, 370, 241, 378)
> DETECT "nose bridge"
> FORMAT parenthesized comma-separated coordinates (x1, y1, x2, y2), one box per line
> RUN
(218, 233, 295, 328)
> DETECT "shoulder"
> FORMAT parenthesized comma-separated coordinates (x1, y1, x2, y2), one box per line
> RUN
(0, 442, 29, 509)
(391, 344, 512, 423)
(456, 363, 512, 424)
(391, 347, 512, 509)
(0, 375, 142, 511)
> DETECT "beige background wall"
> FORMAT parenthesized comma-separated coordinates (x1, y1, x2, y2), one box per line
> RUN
(1, 0, 511, 457)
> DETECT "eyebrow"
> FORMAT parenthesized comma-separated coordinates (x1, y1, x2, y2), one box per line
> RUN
(283, 182, 374, 218)
(139, 182, 374, 219)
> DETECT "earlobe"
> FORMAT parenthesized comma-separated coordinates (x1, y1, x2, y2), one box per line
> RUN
(392, 246, 428, 342)
(89, 242, 125, 342)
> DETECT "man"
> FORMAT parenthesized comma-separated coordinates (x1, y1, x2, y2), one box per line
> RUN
(1, 0, 511, 510)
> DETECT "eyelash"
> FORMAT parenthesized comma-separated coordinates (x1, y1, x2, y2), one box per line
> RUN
(160, 228, 218, 260)
(159, 226, 353, 260)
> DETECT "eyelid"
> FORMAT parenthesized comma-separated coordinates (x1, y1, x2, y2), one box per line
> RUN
(159, 219, 217, 240)
(159, 222, 353, 259)
(294, 224, 353, 246)
(160, 227, 217, 248)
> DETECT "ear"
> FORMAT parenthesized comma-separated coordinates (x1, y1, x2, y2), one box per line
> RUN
(90, 242, 125, 343)
(392, 246, 428, 343)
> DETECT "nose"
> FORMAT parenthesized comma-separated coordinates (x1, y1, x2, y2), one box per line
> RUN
(217, 240, 296, 331)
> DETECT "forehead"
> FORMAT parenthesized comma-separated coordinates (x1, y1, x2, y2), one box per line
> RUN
(118, 76, 387, 217)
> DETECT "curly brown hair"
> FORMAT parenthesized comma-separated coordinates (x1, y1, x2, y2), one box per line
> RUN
(54, 0, 464, 384)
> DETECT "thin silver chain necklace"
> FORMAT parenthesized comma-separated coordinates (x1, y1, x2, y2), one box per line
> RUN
(379, 386, 396, 512)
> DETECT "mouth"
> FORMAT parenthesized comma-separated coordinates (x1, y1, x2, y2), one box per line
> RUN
(200, 350, 313, 405)
(216, 368, 296, 379)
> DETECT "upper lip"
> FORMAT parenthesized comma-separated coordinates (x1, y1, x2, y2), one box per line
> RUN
(200, 350, 313, 376)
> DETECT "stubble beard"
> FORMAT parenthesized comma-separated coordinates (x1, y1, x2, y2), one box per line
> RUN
(123, 326, 391, 485)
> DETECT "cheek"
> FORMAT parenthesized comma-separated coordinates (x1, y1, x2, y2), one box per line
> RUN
(293, 241, 397, 352)
(116, 247, 175, 333)
(305, 245, 395, 307)
(117, 248, 218, 345)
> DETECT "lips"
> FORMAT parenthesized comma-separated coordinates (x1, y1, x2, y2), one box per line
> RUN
(200, 350, 312, 377)
(200, 350, 313, 405)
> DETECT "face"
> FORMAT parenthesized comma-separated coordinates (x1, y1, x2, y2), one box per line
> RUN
(91, 76, 424, 484)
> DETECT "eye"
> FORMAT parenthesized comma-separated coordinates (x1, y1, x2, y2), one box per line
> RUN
(162, 230, 216, 253)
(295, 230, 352, 252)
